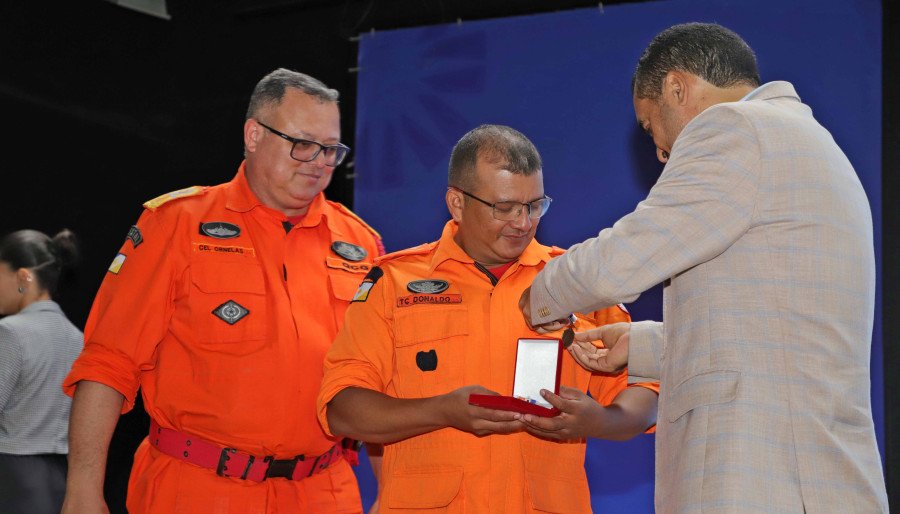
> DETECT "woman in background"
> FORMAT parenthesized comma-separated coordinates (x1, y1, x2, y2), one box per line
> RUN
(0, 229, 83, 514)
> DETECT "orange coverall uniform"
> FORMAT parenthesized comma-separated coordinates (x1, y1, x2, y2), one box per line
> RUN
(317, 221, 658, 514)
(63, 163, 383, 513)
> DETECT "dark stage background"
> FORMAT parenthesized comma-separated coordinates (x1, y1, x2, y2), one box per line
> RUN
(0, 1, 896, 512)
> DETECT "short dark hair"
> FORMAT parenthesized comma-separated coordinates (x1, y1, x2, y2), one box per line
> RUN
(632, 22, 760, 100)
(246, 68, 339, 120)
(448, 124, 542, 191)
(0, 229, 79, 295)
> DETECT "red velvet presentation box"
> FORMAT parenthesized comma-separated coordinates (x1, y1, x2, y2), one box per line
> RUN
(468, 337, 563, 417)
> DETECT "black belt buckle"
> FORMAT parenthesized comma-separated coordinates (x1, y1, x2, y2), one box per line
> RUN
(265, 455, 300, 479)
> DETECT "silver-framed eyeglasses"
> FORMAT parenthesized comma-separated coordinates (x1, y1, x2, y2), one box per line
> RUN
(256, 120, 350, 167)
(450, 186, 552, 221)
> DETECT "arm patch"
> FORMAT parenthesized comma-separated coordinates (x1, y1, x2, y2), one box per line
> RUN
(351, 266, 384, 303)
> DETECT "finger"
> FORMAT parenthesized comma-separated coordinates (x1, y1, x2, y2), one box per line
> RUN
(474, 407, 522, 422)
(518, 413, 564, 432)
(556, 385, 585, 400)
(522, 424, 566, 440)
(482, 419, 525, 434)
(539, 389, 571, 411)
(573, 327, 605, 342)
(534, 320, 566, 334)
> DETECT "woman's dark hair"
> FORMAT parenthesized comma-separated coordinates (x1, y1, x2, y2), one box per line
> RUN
(0, 229, 79, 295)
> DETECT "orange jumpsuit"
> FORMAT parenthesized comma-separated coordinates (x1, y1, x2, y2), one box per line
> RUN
(317, 221, 658, 514)
(63, 163, 383, 514)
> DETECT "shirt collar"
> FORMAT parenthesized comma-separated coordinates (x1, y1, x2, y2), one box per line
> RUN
(428, 220, 553, 274)
(223, 160, 343, 235)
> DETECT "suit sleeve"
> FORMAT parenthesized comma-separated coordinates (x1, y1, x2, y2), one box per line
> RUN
(529, 105, 761, 323)
(317, 266, 396, 437)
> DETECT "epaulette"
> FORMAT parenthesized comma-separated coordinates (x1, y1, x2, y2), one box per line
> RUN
(549, 245, 566, 257)
(143, 186, 207, 211)
(375, 241, 438, 265)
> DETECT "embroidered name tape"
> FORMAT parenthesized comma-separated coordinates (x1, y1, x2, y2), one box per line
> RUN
(396, 294, 462, 308)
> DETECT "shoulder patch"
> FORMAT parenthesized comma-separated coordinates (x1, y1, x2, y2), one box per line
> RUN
(351, 266, 384, 303)
(329, 201, 385, 256)
(375, 241, 438, 265)
(143, 186, 207, 211)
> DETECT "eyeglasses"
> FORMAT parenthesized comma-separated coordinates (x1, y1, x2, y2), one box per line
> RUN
(256, 120, 350, 167)
(450, 186, 552, 221)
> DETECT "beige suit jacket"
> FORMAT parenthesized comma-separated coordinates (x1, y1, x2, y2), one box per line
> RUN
(529, 81, 888, 512)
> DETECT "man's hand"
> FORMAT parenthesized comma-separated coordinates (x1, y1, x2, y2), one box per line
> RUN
(569, 322, 630, 373)
(518, 286, 571, 334)
(516, 386, 603, 440)
(519, 385, 658, 442)
(61, 492, 110, 514)
(442, 385, 524, 436)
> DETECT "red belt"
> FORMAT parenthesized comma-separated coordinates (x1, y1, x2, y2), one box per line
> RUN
(148, 419, 344, 482)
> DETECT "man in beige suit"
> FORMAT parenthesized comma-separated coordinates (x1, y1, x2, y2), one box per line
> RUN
(518, 22, 888, 512)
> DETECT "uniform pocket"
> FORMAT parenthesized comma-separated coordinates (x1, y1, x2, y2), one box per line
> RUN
(386, 467, 463, 510)
(524, 471, 590, 513)
(392, 306, 468, 397)
(328, 269, 366, 302)
(190, 260, 266, 344)
(667, 369, 740, 422)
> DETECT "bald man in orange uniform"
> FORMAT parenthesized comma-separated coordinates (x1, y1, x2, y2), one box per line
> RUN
(62, 69, 381, 514)
(318, 125, 658, 513)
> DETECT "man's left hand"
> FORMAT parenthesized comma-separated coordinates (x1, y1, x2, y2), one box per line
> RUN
(515, 386, 601, 440)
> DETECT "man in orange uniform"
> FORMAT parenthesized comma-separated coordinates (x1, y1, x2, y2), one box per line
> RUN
(317, 124, 659, 513)
(61, 69, 382, 513)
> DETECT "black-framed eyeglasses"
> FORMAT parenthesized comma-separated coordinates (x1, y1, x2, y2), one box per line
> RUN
(256, 120, 350, 167)
(450, 186, 552, 221)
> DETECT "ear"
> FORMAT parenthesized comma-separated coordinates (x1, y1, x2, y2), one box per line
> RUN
(16, 268, 32, 286)
(663, 70, 690, 106)
(446, 188, 465, 222)
(244, 118, 263, 153)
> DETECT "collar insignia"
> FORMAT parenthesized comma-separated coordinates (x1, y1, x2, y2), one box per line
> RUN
(331, 241, 368, 262)
(200, 222, 240, 239)
(212, 300, 249, 325)
(407, 279, 449, 294)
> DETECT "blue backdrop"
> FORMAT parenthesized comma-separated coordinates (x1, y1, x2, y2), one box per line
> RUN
(350, 1, 883, 511)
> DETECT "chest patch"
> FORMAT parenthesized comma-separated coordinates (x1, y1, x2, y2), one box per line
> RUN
(212, 300, 250, 325)
(416, 350, 438, 371)
(331, 241, 368, 262)
(406, 279, 449, 294)
(200, 222, 241, 239)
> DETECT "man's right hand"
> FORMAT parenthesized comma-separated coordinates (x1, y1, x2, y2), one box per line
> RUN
(442, 385, 524, 436)
(61, 490, 110, 514)
(568, 321, 630, 373)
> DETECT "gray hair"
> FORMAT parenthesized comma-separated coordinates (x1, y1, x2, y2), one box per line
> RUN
(448, 124, 542, 191)
(632, 22, 760, 100)
(245, 68, 339, 120)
